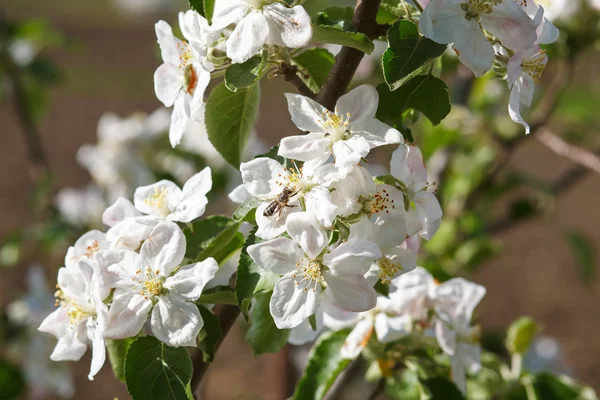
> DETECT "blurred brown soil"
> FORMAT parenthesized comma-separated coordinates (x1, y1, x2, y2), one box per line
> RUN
(1, 2, 599, 399)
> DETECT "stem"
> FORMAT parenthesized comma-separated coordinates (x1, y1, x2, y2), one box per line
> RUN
(510, 353, 522, 379)
(279, 62, 315, 98)
(316, 0, 384, 110)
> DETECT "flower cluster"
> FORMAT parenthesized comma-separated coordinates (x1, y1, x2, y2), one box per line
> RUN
(39, 169, 220, 380)
(419, 0, 559, 133)
(153, 2, 312, 146)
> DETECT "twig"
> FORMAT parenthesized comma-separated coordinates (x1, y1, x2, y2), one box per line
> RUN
(316, 0, 384, 110)
(191, 303, 240, 399)
(535, 128, 600, 174)
(279, 63, 315, 98)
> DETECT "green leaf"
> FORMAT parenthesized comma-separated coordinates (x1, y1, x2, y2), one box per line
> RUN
(0, 358, 25, 400)
(291, 48, 335, 93)
(565, 231, 596, 283)
(233, 196, 261, 223)
(188, 0, 214, 23)
(376, 76, 451, 126)
(246, 291, 290, 354)
(505, 316, 538, 355)
(106, 338, 135, 382)
(198, 285, 237, 305)
(125, 337, 193, 400)
(26, 58, 63, 84)
(454, 237, 501, 270)
(292, 329, 351, 400)
(382, 20, 446, 90)
(197, 306, 221, 362)
(532, 372, 597, 399)
(420, 378, 464, 399)
(311, 25, 375, 54)
(235, 227, 280, 317)
(184, 216, 241, 262)
(385, 370, 421, 400)
(314, 6, 356, 31)
(225, 53, 266, 92)
(206, 82, 261, 167)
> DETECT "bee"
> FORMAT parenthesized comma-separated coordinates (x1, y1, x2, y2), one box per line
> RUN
(263, 187, 299, 217)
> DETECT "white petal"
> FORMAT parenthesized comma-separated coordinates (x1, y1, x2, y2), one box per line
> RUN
(452, 20, 494, 77)
(323, 271, 377, 312)
(508, 80, 530, 134)
(154, 63, 183, 107)
(140, 222, 186, 277)
(537, 16, 559, 45)
(134, 180, 182, 217)
(387, 246, 417, 277)
(285, 212, 328, 260)
(170, 95, 190, 147)
(270, 272, 319, 329)
(189, 67, 211, 122)
(102, 197, 141, 227)
(435, 278, 486, 323)
(50, 330, 88, 361)
(336, 85, 379, 122)
(105, 216, 161, 250)
(284, 93, 328, 133)
(481, 1, 537, 52)
(419, 1, 466, 45)
(332, 136, 370, 172)
(210, 0, 251, 30)
(390, 144, 428, 192)
(164, 258, 219, 301)
(88, 326, 106, 380)
(240, 157, 287, 198)
(435, 319, 457, 356)
(169, 167, 212, 223)
(103, 291, 152, 339)
(278, 133, 330, 162)
(371, 213, 409, 253)
(228, 184, 251, 204)
(451, 353, 467, 394)
(39, 307, 69, 338)
(288, 313, 322, 345)
(323, 238, 381, 275)
(155, 20, 181, 66)
(341, 317, 374, 359)
(247, 238, 303, 275)
(255, 201, 297, 240)
(304, 186, 337, 228)
(151, 296, 203, 347)
(374, 313, 411, 343)
(226, 11, 269, 64)
(350, 118, 403, 147)
(94, 249, 144, 290)
(263, 3, 312, 49)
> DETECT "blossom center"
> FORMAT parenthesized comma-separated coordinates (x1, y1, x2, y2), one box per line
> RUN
(292, 259, 323, 292)
(144, 278, 164, 296)
(144, 186, 171, 217)
(184, 65, 199, 95)
(85, 240, 100, 258)
(521, 49, 547, 83)
(55, 289, 95, 327)
(319, 108, 351, 141)
(377, 256, 403, 284)
(361, 188, 396, 216)
(275, 167, 313, 194)
(177, 41, 194, 69)
(461, 0, 502, 19)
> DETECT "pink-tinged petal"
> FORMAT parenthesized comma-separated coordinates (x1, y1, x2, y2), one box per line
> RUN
(285, 212, 328, 260)
(103, 291, 152, 339)
(88, 325, 106, 380)
(247, 238, 303, 275)
(350, 118, 403, 148)
(481, 0, 537, 52)
(340, 317, 374, 359)
(323, 271, 377, 312)
(151, 296, 202, 347)
(50, 330, 88, 362)
(240, 158, 288, 198)
(102, 197, 141, 227)
(39, 307, 69, 338)
(226, 11, 270, 63)
(164, 258, 219, 301)
(390, 144, 428, 192)
(263, 3, 312, 49)
(140, 222, 186, 277)
(154, 63, 182, 107)
(270, 272, 320, 329)
(336, 84, 379, 121)
(419, 0, 467, 45)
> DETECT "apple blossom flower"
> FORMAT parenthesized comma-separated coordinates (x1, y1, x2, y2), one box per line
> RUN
(391, 144, 442, 240)
(55, 184, 106, 228)
(95, 222, 219, 347)
(506, 45, 548, 134)
(154, 13, 214, 147)
(419, 0, 538, 76)
(38, 255, 108, 380)
(518, 0, 559, 44)
(433, 278, 486, 394)
(247, 212, 381, 329)
(240, 157, 339, 239)
(350, 215, 416, 284)
(210, 0, 312, 63)
(278, 85, 403, 174)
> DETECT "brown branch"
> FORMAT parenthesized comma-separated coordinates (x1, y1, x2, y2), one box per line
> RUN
(315, 0, 384, 110)
(279, 63, 315, 98)
(536, 128, 600, 175)
(191, 303, 240, 399)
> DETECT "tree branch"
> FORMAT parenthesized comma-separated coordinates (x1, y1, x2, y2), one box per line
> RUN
(279, 63, 314, 98)
(315, 0, 384, 110)
(535, 128, 600, 174)
(191, 303, 240, 399)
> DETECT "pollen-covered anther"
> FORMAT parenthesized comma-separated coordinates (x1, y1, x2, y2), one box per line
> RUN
(521, 49, 548, 83)
(320, 108, 352, 140)
(144, 186, 170, 217)
(294, 260, 322, 292)
(377, 256, 402, 284)
(84, 240, 100, 258)
(461, 0, 502, 19)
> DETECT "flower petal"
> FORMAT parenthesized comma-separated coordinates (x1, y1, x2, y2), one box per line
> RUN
(508, 80, 530, 134)
(336, 84, 379, 122)
(88, 325, 106, 380)
(102, 197, 141, 227)
(170, 95, 190, 147)
(481, 1, 537, 52)
(255, 201, 297, 240)
(270, 272, 319, 329)
(169, 167, 212, 223)
(332, 136, 370, 172)
(323, 237, 381, 275)
(452, 20, 494, 77)
(374, 313, 411, 343)
(164, 258, 219, 301)
(105, 216, 162, 250)
(263, 3, 312, 49)
(390, 144, 428, 192)
(284, 93, 328, 132)
(134, 179, 183, 217)
(350, 118, 403, 148)
(241, 157, 287, 198)
(103, 291, 152, 339)
(154, 63, 183, 107)
(155, 20, 181, 66)
(341, 317, 373, 359)
(210, 0, 251, 31)
(226, 11, 270, 63)
(288, 312, 322, 345)
(39, 307, 69, 338)
(247, 238, 303, 275)
(140, 222, 186, 277)
(50, 330, 88, 362)
(304, 186, 337, 228)
(151, 296, 203, 347)
(323, 271, 377, 312)
(285, 212, 328, 260)
(278, 132, 330, 162)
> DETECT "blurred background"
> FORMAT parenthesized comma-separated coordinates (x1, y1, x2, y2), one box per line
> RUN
(1, 0, 600, 398)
